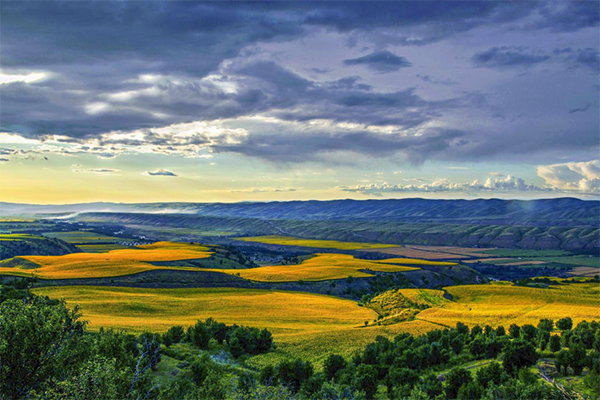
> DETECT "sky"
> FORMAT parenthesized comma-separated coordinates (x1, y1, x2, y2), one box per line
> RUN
(0, 1, 599, 204)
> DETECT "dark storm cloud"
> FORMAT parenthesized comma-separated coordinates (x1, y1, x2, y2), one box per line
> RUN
(472, 47, 551, 69)
(343, 51, 411, 72)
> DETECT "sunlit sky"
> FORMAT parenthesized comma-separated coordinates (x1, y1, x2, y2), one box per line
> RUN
(0, 2, 598, 204)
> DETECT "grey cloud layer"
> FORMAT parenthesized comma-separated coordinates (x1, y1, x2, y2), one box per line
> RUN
(1, 1, 598, 166)
(343, 51, 411, 72)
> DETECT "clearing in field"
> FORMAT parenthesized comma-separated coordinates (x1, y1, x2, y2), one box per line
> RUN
(235, 235, 397, 250)
(0, 241, 214, 279)
(205, 253, 441, 282)
(31, 285, 439, 365)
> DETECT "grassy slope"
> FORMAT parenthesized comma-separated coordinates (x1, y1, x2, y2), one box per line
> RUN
(205, 253, 425, 282)
(417, 282, 600, 328)
(31, 281, 600, 366)
(0, 241, 213, 279)
(31, 285, 439, 366)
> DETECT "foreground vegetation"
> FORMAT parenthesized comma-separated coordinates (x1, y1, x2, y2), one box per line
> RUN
(32, 279, 600, 367)
(2, 285, 598, 399)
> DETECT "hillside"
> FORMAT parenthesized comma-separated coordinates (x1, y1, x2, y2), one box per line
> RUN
(0, 234, 79, 260)
(2, 198, 599, 227)
(74, 212, 599, 253)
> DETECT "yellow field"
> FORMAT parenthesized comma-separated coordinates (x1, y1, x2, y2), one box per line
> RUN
(0, 242, 213, 279)
(235, 235, 397, 250)
(31, 285, 438, 365)
(206, 253, 423, 282)
(416, 282, 600, 328)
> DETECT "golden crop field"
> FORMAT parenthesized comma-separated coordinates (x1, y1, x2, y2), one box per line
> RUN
(206, 253, 423, 282)
(31, 285, 439, 366)
(235, 235, 397, 250)
(416, 282, 600, 328)
(0, 241, 213, 279)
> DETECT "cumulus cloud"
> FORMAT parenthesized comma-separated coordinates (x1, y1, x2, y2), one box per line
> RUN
(343, 51, 411, 72)
(537, 160, 600, 192)
(146, 169, 178, 177)
(339, 175, 549, 195)
(472, 46, 551, 69)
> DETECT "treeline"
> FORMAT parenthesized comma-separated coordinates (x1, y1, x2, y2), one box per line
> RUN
(256, 318, 600, 399)
(162, 317, 273, 358)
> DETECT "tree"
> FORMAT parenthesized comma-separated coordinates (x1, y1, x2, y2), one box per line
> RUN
(162, 325, 184, 346)
(323, 354, 347, 382)
(0, 298, 86, 398)
(549, 334, 562, 352)
(519, 324, 537, 342)
(187, 320, 211, 349)
(471, 325, 483, 338)
(276, 358, 313, 393)
(468, 336, 487, 359)
(556, 350, 570, 375)
(386, 367, 419, 394)
(476, 362, 509, 388)
(509, 324, 520, 338)
(456, 322, 469, 336)
(354, 364, 378, 399)
(537, 319, 554, 332)
(568, 342, 587, 375)
(47, 357, 121, 399)
(502, 340, 539, 375)
(420, 373, 443, 398)
(457, 381, 484, 400)
(496, 325, 506, 337)
(444, 368, 472, 399)
(537, 330, 550, 351)
(557, 317, 573, 331)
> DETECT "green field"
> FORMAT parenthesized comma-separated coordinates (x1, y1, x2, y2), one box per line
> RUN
(478, 249, 574, 257)
(0, 233, 44, 241)
(43, 231, 131, 244)
(235, 235, 397, 250)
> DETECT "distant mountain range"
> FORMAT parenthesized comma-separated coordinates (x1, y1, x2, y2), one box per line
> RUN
(1, 198, 598, 227)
